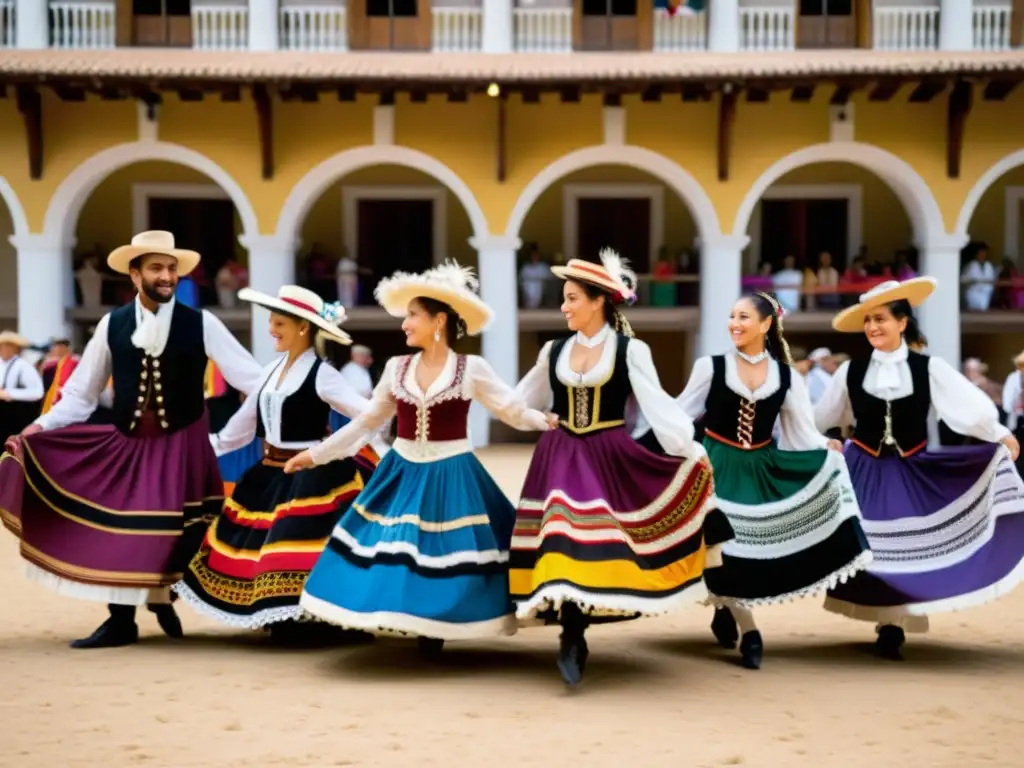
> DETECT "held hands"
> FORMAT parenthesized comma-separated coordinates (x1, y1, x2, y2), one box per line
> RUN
(544, 412, 560, 430)
(0, 389, 11, 402)
(826, 439, 844, 453)
(1001, 434, 1021, 462)
(283, 450, 316, 474)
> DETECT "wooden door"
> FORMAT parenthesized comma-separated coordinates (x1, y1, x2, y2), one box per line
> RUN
(149, 197, 235, 305)
(574, 0, 651, 51)
(576, 198, 652, 274)
(760, 198, 848, 270)
(130, 0, 192, 47)
(357, 200, 434, 290)
(797, 0, 855, 49)
(349, 0, 431, 50)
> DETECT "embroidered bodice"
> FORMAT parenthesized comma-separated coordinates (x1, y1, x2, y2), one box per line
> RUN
(548, 333, 632, 435)
(392, 354, 473, 443)
(701, 355, 791, 448)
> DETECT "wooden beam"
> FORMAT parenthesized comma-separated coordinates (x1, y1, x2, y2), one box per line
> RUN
(496, 94, 507, 184)
(947, 80, 972, 180)
(983, 80, 1018, 101)
(746, 87, 770, 103)
(220, 85, 242, 102)
(1013, 0, 1024, 48)
(520, 88, 540, 104)
(640, 86, 661, 103)
(409, 90, 427, 103)
(681, 84, 707, 102)
(297, 87, 319, 103)
(253, 85, 273, 181)
(830, 84, 855, 104)
(177, 89, 204, 102)
(16, 87, 42, 180)
(791, 86, 815, 103)
(908, 80, 946, 103)
(717, 88, 737, 182)
(869, 80, 902, 102)
(99, 86, 125, 100)
(447, 89, 468, 103)
(560, 86, 580, 103)
(54, 86, 86, 102)
(379, 90, 396, 106)
(603, 92, 622, 107)
(337, 86, 356, 101)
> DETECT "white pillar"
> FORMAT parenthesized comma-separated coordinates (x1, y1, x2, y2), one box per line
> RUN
(482, 0, 513, 53)
(469, 234, 521, 448)
(11, 234, 71, 343)
(15, 0, 49, 49)
(916, 233, 967, 368)
(248, 0, 280, 51)
(939, 0, 974, 51)
(697, 234, 748, 357)
(706, 0, 740, 53)
(240, 234, 296, 363)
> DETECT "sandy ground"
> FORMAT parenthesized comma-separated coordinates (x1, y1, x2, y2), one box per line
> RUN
(3, 445, 1024, 768)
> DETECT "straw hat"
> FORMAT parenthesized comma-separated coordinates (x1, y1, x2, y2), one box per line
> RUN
(809, 347, 833, 362)
(374, 260, 493, 336)
(551, 248, 638, 305)
(0, 330, 29, 348)
(237, 285, 352, 344)
(107, 230, 201, 277)
(831, 277, 937, 333)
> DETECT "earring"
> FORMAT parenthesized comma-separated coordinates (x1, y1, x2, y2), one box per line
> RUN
(433, 329, 441, 343)
(300, 329, 306, 336)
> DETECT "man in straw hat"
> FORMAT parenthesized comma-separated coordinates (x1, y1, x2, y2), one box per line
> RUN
(0, 231, 263, 649)
(0, 330, 45, 443)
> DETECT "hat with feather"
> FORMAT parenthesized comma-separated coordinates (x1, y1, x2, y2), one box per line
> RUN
(550, 248, 638, 306)
(374, 260, 493, 336)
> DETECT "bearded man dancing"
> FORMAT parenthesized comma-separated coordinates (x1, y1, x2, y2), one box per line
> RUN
(0, 231, 263, 649)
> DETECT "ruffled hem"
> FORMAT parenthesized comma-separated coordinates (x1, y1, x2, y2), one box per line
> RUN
(514, 579, 709, 622)
(24, 562, 162, 606)
(299, 592, 518, 640)
(172, 581, 317, 629)
(706, 550, 874, 609)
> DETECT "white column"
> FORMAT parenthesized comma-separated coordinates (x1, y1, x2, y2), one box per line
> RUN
(11, 234, 71, 343)
(240, 234, 295, 363)
(482, 0, 513, 53)
(939, 0, 974, 51)
(16, 0, 49, 49)
(706, 0, 740, 53)
(248, 0, 280, 51)
(697, 234, 748, 357)
(916, 233, 967, 368)
(469, 234, 521, 448)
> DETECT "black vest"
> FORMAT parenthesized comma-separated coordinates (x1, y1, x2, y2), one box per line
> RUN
(108, 301, 208, 435)
(256, 357, 331, 444)
(549, 333, 632, 435)
(701, 355, 791, 447)
(848, 350, 931, 455)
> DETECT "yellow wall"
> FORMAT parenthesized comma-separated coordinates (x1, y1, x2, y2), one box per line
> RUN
(962, 166, 1024, 260)
(0, 203, 13, 323)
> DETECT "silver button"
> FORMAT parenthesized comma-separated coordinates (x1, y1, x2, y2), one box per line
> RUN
(160, 420, 169, 429)
(137, 395, 144, 404)
(134, 409, 142, 417)
(155, 383, 162, 391)
(152, 360, 160, 369)
(156, 395, 164, 403)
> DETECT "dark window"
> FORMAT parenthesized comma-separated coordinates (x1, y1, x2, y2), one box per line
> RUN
(582, 0, 637, 16)
(367, 0, 417, 17)
(800, 0, 852, 15)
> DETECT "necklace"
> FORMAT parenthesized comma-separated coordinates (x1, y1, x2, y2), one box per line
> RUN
(735, 349, 770, 365)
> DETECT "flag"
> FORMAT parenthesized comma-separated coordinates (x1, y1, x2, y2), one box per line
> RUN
(665, 0, 705, 16)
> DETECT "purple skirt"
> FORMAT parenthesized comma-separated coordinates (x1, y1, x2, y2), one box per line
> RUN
(825, 442, 1024, 631)
(0, 415, 223, 593)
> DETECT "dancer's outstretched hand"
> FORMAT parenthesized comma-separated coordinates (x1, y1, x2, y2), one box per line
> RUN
(545, 412, 560, 430)
(826, 439, 844, 453)
(1001, 434, 1020, 461)
(284, 450, 315, 474)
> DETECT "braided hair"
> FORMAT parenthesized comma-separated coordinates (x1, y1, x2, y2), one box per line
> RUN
(746, 291, 794, 365)
(575, 280, 635, 338)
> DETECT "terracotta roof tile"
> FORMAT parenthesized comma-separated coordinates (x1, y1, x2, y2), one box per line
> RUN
(1, 49, 1023, 84)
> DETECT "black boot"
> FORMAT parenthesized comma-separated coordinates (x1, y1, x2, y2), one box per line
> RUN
(417, 636, 445, 659)
(739, 630, 764, 670)
(70, 605, 139, 649)
(557, 603, 590, 687)
(148, 603, 184, 639)
(875, 624, 905, 661)
(711, 606, 739, 649)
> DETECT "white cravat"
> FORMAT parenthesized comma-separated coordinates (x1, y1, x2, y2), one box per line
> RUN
(574, 324, 611, 349)
(132, 296, 175, 358)
(869, 341, 908, 397)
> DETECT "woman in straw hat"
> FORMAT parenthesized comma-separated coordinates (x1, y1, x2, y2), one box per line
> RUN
(0, 330, 45, 442)
(815, 277, 1024, 660)
(283, 261, 553, 653)
(669, 291, 870, 670)
(174, 286, 386, 640)
(511, 249, 719, 687)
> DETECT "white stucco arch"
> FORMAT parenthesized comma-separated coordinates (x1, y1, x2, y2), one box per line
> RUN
(733, 142, 946, 248)
(43, 141, 260, 246)
(504, 145, 723, 242)
(955, 148, 1024, 236)
(274, 145, 490, 243)
(0, 177, 30, 240)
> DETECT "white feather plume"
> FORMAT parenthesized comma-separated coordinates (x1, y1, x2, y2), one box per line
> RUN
(598, 248, 637, 292)
(373, 259, 480, 305)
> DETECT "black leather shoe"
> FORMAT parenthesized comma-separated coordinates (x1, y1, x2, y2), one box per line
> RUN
(875, 625, 905, 661)
(557, 633, 588, 687)
(739, 630, 764, 670)
(69, 618, 139, 649)
(148, 604, 184, 639)
(711, 607, 739, 649)
(417, 636, 445, 659)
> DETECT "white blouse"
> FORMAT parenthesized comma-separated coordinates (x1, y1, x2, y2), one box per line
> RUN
(309, 351, 551, 465)
(676, 355, 829, 452)
(814, 341, 1011, 444)
(515, 324, 698, 457)
(0, 356, 44, 402)
(212, 348, 373, 456)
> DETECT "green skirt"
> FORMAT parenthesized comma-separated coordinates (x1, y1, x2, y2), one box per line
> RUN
(702, 438, 871, 607)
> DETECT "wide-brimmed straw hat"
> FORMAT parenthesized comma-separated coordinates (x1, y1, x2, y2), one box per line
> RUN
(551, 248, 638, 305)
(374, 260, 493, 336)
(0, 330, 30, 348)
(107, 230, 201, 277)
(237, 285, 352, 344)
(831, 277, 937, 333)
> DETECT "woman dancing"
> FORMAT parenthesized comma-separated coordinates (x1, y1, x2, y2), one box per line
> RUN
(283, 262, 552, 655)
(174, 286, 382, 641)
(511, 250, 720, 687)
(673, 291, 870, 669)
(815, 277, 1024, 659)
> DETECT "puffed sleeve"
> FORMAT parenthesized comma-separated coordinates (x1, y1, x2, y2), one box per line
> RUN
(814, 361, 854, 433)
(515, 340, 554, 412)
(929, 357, 1012, 443)
(777, 369, 829, 451)
(675, 355, 713, 421)
(626, 340, 696, 457)
(310, 357, 399, 465)
(472, 356, 550, 432)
